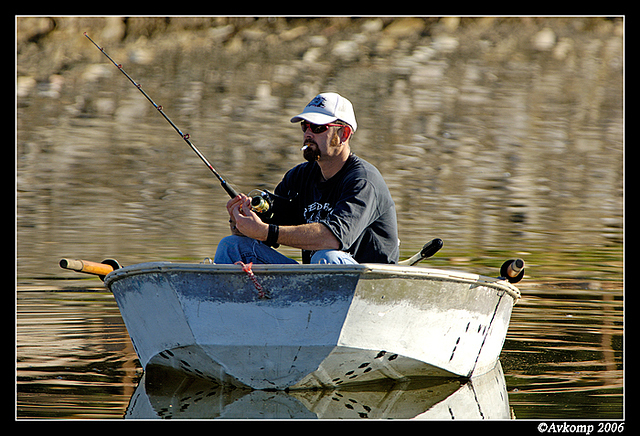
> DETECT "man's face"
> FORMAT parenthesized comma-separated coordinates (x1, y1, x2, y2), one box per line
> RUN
(301, 122, 343, 163)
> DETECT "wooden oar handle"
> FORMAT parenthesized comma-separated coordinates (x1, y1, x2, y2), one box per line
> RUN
(59, 258, 118, 279)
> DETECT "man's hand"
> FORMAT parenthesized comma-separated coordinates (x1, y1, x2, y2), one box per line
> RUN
(227, 194, 269, 241)
(225, 194, 340, 251)
(226, 195, 245, 236)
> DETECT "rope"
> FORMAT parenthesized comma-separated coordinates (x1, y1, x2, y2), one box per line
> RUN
(235, 261, 269, 299)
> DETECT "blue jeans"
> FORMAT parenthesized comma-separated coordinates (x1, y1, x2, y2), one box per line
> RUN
(214, 235, 358, 265)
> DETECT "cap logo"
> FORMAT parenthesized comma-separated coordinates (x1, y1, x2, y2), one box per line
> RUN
(307, 95, 327, 109)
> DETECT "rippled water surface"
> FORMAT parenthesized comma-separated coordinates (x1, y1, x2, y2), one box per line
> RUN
(16, 269, 623, 419)
(17, 17, 623, 419)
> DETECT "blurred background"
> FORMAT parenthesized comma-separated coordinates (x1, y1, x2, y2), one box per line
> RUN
(17, 16, 623, 280)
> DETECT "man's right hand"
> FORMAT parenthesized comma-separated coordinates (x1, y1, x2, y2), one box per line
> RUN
(227, 195, 245, 236)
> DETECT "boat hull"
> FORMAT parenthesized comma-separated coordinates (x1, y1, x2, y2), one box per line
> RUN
(104, 263, 520, 390)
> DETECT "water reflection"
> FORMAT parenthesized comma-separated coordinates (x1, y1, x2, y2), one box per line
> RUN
(16, 289, 141, 418)
(125, 361, 510, 419)
(501, 280, 623, 419)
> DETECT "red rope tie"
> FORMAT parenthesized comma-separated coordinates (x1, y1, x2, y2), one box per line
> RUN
(235, 261, 269, 299)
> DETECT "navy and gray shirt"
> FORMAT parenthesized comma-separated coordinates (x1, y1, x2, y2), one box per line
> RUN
(268, 154, 399, 264)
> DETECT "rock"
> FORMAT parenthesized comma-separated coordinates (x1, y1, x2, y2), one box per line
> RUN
(280, 25, 307, 41)
(553, 37, 574, 60)
(383, 18, 425, 38)
(100, 17, 126, 42)
(410, 46, 437, 63)
(95, 97, 116, 116)
(332, 40, 360, 62)
(81, 64, 112, 83)
(533, 27, 556, 51)
(361, 18, 384, 33)
(375, 36, 397, 55)
(272, 64, 300, 86)
(208, 24, 235, 43)
(440, 17, 460, 32)
(254, 81, 279, 110)
(303, 47, 323, 64)
(308, 35, 328, 47)
(241, 28, 266, 41)
(225, 35, 244, 54)
(432, 35, 459, 52)
(128, 47, 154, 65)
(17, 76, 37, 98)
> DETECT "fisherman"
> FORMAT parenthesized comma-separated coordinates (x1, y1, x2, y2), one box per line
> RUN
(214, 92, 399, 265)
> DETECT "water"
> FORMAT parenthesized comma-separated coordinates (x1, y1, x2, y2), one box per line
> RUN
(17, 287, 141, 419)
(16, 17, 624, 419)
(16, 272, 623, 419)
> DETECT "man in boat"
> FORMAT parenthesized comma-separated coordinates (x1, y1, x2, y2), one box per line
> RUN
(214, 92, 399, 265)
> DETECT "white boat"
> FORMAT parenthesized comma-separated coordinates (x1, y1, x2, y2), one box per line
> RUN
(102, 261, 521, 390)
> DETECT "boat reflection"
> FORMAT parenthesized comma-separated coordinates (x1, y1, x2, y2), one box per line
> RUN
(125, 360, 510, 419)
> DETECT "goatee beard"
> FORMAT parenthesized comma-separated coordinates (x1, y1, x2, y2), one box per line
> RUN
(302, 133, 340, 163)
(303, 142, 320, 162)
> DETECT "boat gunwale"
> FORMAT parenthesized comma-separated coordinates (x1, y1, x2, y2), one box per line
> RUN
(104, 262, 521, 301)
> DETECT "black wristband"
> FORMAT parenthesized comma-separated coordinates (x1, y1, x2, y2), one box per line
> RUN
(266, 224, 279, 248)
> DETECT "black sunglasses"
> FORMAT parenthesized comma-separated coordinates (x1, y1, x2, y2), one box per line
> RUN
(301, 121, 345, 134)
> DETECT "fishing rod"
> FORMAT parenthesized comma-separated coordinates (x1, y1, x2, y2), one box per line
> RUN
(84, 32, 239, 199)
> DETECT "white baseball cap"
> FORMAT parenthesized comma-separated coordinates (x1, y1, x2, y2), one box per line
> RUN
(290, 92, 358, 132)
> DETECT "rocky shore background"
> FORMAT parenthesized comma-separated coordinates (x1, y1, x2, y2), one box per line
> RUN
(17, 16, 622, 89)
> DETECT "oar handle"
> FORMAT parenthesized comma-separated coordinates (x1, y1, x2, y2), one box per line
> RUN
(399, 238, 444, 266)
(59, 258, 120, 280)
(499, 258, 525, 283)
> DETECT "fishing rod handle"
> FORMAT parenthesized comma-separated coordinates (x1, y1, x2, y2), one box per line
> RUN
(222, 181, 239, 198)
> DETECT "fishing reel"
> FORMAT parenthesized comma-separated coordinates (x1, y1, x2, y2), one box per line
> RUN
(249, 189, 276, 220)
(248, 189, 296, 220)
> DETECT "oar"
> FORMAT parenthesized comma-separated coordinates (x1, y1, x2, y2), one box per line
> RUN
(59, 258, 121, 281)
(399, 238, 444, 266)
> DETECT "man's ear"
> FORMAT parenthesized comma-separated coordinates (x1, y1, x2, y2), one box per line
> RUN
(340, 125, 352, 143)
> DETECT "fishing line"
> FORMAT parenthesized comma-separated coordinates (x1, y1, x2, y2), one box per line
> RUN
(84, 32, 238, 199)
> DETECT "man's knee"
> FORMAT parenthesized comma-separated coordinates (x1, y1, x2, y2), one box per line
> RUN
(214, 235, 247, 264)
(214, 235, 299, 265)
(217, 235, 244, 252)
(310, 250, 358, 265)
